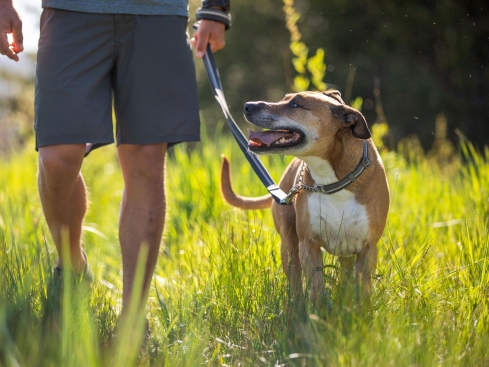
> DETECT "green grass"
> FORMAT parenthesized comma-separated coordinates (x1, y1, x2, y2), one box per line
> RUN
(0, 131, 488, 366)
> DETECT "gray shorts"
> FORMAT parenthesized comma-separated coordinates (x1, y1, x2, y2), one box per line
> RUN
(34, 8, 201, 152)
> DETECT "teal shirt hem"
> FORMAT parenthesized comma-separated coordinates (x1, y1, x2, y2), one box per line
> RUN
(42, 1, 189, 17)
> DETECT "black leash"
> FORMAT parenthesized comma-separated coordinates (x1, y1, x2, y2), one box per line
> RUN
(202, 45, 289, 205)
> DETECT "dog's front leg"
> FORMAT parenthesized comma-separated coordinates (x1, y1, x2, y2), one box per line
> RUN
(299, 239, 324, 307)
(281, 238, 303, 299)
(354, 242, 378, 299)
(275, 206, 303, 300)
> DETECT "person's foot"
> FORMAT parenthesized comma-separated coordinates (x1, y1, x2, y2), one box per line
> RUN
(52, 249, 93, 283)
(41, 250, 93, 330)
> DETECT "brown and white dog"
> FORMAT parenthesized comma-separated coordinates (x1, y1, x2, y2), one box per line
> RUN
(220, 90, 390, 304)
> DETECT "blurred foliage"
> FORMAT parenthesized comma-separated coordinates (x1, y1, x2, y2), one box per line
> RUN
(298, 0, 488, 149)
(194, 0, 488, 150)
(283, 0, 327, 91)
(283, 0, 395, 155)
(0, 68, 34, 156)
(372, 121, 389, 151)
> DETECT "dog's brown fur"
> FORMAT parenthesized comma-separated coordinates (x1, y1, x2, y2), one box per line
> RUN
(221, 90, 389, 304)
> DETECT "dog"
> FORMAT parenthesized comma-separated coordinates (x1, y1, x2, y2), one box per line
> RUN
(220, 90, 390, 305)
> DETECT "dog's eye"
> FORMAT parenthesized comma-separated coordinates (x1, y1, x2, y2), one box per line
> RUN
(289, 101, 299, 108)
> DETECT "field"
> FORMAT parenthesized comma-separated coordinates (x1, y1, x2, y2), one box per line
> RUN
(0, 131, 488, 367)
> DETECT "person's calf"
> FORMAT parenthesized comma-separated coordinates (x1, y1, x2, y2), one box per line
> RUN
(117, 143, 167, 310)
(38, 144, 88, 273)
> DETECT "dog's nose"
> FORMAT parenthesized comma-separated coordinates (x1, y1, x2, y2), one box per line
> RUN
(244, 102, 260, 114)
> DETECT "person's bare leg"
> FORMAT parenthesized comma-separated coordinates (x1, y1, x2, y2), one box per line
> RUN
(38, 144, 87, 273)
(117, 143, 167, 312)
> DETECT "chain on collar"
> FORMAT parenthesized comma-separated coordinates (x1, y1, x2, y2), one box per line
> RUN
(280, 140, 371, 205)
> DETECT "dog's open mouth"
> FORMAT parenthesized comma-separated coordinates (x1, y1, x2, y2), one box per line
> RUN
(248, 129, 303, 149)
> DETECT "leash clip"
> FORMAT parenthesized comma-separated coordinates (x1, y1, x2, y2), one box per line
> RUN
(280, 186, 300, 205)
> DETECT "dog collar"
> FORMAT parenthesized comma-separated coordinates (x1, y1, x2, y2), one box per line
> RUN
(281, 140, 371, 205)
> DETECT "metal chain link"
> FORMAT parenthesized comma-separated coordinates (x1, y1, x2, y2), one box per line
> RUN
(281, 161, 316, 204)
(295, 161, 316, 192)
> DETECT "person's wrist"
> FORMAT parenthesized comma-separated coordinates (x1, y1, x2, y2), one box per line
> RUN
(202, 0, 230, 13)
(196, 6, 231, 30)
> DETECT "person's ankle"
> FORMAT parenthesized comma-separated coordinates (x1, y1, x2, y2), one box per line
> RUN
(56, 248, 88, 274)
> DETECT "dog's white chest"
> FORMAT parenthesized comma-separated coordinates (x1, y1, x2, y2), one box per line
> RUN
(307, 191, 369, 256)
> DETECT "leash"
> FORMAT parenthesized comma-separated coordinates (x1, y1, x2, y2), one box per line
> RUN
(202, 45, 290, 205)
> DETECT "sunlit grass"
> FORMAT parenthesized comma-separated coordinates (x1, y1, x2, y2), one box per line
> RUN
(0, 132, 488, 366)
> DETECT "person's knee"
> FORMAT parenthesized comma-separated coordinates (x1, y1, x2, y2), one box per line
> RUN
(119, 143, 167, 182)
(38, 144, 85, 182)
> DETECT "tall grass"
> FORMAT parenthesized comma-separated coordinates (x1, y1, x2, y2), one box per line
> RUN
(0, 131, 488, 366)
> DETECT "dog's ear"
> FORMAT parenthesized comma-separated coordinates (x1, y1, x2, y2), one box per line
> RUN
(331, 105, 371, 140)
(323, 90, 345, 104)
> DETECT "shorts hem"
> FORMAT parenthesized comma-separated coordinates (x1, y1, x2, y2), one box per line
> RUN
(42, 4, 189, 17)
(117, 134, 201, 147)
(35, 138, 114, 151)
(35, 135, 201, 151)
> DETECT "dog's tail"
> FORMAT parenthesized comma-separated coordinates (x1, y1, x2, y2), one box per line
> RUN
(220, 155, 273, 210)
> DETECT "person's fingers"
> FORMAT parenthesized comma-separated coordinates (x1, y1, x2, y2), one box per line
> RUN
(193, 20, 226, 57)
(190, 32, 200, 56)
(0, 33, 8, 54)
(0, 6, 22, 61)
(0, 33, 18, 61)
(11, 18, 23, 53)
(194, 28, 209, 58)
(209, 32, 225, 53)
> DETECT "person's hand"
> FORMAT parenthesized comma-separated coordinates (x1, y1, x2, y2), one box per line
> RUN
(0, 2, 23, 61)
(191, 19, 225, 58)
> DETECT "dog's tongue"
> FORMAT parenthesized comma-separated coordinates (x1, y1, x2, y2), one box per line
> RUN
(248, 130, 293, 147)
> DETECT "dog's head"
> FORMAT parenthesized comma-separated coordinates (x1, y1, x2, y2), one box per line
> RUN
(245, 90, 371, 157)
